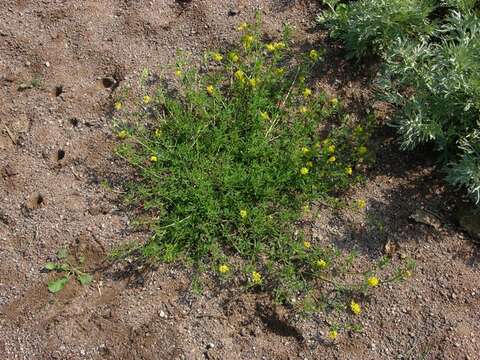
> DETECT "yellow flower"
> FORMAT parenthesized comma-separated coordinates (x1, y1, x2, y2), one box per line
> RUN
(314, 142, 321, 149)
(316, 259, 327, 269)
(242, 35, 254, 48)
(356, 199, 366, 209)
(240, 209, 248, 219)
(303, 88, 312, 97)
(350, 300, 361, 315)
(330, 98, 339, 107)
(345, 166, 353, 176)
(212, 52, 223, 62)
(367, 276, 379, 287)
(303, 241, 311, 249)
(266, 43, 276, 52)
(114, 101, 123, 111)
(358, 145, 368, 156)
(228, 52, 239, 62)
(328, 145, 335, 154)
(219, 264, 230, 274)
(237, 22, 248, 31)
(301, 146, 310, 155)
(328, 156, 336, 163)
(206, 85, 215, 95)
(234, 69, 245, 82)
(405, 270, 412, 278)
(117, 130, 128, 140)
(300, 167, 309, 175)
(251, 271, 262, 285)
(155, 129, 162, 138)
(150, 155, 158, 162)
(275, 68, 285, 76)
(328, 329, 338, 341)
(175, 69, 182, 78)
(309, 49, 319, 61)
(299, 106, 308, 114)
(303, 204, 310, 213)
(274, 42, 286, 50)
(249, 78, 259, 88)
(306, 161, 314, 168)
(143, 95, 152, 104)
(260, 111, 270, 121)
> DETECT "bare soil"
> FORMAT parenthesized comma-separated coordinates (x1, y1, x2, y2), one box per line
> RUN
(1, 1, 479, 359)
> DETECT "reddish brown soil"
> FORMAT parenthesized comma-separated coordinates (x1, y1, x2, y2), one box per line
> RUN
(1, 1, 479, 359)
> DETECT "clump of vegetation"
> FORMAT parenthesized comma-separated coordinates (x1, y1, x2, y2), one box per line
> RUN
(319, 0, 436, 58)
(17, 76, 43, 91)
(319, 0, 480, 203)
(113, 19, 412, 338)
(44, 248, 92, 293)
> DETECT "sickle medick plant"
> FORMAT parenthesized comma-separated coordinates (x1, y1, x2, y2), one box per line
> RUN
(113, 19, 411, 340)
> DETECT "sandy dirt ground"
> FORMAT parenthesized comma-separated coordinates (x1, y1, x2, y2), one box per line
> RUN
(1, 1, 479, 359)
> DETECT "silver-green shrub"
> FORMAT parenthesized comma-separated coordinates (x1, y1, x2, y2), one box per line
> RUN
(319, 1, 480, 203)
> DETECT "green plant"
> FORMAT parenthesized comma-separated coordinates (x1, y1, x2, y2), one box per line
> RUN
(320, 1, 480, 203)
(17, 76, 43, 91)
(380, 9, 480, 202)
(44, 248, 92, 293)
(318, 0, 437, 59)
(113, 19, 411, 338)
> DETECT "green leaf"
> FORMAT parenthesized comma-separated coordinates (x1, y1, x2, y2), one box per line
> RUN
(48, 276, 69, 293)
(57, 248, 69, 260)
(44, 262, 57, 271)
(77, 273, 92, 286)
(17, 83, 32, 91)
(59, 263, 70, 272)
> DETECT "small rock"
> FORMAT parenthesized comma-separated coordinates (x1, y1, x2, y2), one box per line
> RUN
(45, 61, 50, 67)
(206, 343, 214, 349)
(26, 193, 44, 210)
(410, 209, 442, 230)
(457, 205, 480, 240)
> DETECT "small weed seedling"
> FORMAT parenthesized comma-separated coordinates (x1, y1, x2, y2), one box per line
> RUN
(17, 76, 43, 91)
(44, 248, 92, 293)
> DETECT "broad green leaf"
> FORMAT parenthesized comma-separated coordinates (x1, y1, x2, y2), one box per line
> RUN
(48, 276, 69, 293)
(77, 273, 92, 286)
(44, 262, 57, 271)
